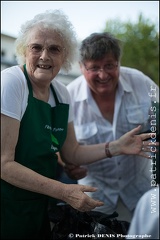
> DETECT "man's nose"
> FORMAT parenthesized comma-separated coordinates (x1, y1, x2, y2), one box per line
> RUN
(98, 69, 109, 78)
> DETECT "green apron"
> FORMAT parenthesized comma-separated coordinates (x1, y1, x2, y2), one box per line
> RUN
(1, 65, 69, 239)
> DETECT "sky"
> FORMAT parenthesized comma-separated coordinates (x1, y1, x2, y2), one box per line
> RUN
(1, 1, 159, 41)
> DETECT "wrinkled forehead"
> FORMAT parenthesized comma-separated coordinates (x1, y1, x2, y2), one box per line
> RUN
(26, 26, 63, 46)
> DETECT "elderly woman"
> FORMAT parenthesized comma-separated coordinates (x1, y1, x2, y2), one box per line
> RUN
(1, 10, 157, 239)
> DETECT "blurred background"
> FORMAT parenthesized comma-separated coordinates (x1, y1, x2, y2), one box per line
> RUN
(1, 1, 159, 85)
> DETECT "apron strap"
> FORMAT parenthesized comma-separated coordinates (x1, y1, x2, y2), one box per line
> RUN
(23, 64, 33, 96)
(50, 84, 60, 105)
(23, 64, 60, 105)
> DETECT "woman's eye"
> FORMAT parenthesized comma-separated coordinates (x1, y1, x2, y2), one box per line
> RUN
(32, 45, 42, 51)
(49, 46, 60, 53)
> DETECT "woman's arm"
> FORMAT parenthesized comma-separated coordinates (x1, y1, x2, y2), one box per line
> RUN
(60, 122, 157, 165)
(1, 115, 157, 211)
(1, 114, 103, 212)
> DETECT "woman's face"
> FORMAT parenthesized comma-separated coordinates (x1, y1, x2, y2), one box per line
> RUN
(25, 27, 65, 86)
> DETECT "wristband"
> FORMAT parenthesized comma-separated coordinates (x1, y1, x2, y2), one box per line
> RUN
(105, 142, 112, 158)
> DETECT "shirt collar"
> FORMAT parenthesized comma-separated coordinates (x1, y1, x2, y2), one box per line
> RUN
(75, 70, 133, 102)
(119, 70, 133, 93)
(75, 75, 89, 101)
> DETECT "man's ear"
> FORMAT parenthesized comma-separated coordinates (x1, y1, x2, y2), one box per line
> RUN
(79, 61, 82, 67)
(79, 61, 84, 73)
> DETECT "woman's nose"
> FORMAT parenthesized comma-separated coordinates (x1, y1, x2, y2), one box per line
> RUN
(39, 49, 50, 60)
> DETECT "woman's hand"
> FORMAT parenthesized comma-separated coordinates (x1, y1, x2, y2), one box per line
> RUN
(61, 184, 104, 212)
(111, 125, 159, 158)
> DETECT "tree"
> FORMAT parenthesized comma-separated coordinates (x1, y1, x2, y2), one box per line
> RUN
(103, 13, 159, 85)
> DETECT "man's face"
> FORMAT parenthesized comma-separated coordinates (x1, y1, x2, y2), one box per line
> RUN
(80, 54, 120, 97)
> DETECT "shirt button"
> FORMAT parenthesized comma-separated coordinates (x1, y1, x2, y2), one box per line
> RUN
(119, 177, 121, 180)
(118, 162, 121, 165)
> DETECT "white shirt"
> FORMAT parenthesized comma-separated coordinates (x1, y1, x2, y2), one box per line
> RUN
(1, 65, 73, 122)
(126, 187, 159, 239)
(67, 66, 159, 212)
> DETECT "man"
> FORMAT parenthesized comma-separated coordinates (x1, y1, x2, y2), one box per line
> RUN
(64, 32, 159, 222)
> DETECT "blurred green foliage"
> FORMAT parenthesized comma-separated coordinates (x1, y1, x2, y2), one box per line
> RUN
(103, 13, 159, 86)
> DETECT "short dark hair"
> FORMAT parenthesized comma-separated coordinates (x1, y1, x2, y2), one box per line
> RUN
(79, 32, 122, 62)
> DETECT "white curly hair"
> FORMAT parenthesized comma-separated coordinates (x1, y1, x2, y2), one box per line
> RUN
(14, 9, 78, 73)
